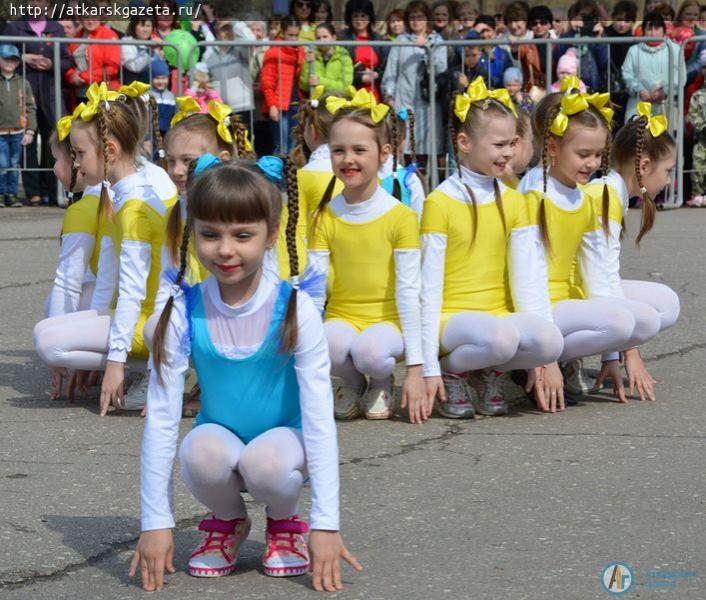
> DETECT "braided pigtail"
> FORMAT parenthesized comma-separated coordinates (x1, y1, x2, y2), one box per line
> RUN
(313, 174, 337, 232)
(290, 103, 311, 168)
(281, 156, 300, 353)
(148, 96, 167, 170)
(634, 116, 656, 246)
(96, 103, 115, 223)
(67, 146, 78, 206)
(450, 101, 478, 246)
(152, 212, 191, 382)
(538, 104, 561, 252)
(390, 111, 402, 201)
(493, 178, 507, 235)
(599, 135, 612, 241)
(408, 109, 417, 166)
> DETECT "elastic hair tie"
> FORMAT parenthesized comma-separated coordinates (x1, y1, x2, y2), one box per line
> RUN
(194, 153, 221, 177)
(290, 275, 300, 290)
(396, 108, 409, 121)
(169, 283, 181, 298)
(158, 149, 166, 159)
(102, 179, 111, 190)
(640, 186, 648, 194)
(256, 155, 285, 186)
(310, 98, 319, 108)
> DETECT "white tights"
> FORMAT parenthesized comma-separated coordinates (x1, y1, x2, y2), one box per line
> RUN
(621, 280, 680, 332)
(440, 312, 564, 375)
(179, 423, 306, 521)
(324, 320, 403, 389)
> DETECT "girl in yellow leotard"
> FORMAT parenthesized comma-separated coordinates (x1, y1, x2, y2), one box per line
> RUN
(307, 90, 425, 421)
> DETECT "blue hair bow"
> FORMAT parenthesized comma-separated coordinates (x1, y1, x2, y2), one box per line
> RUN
(194, 153, 221, 177)
(256, 155, 285, 186)
(396, 108, 409, 121)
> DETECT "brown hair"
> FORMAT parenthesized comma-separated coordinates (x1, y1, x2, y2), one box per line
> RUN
(73, 101, 141, 223)
(534, 91, 612, 248)
(449, 94, 514, 245)
(162, 112, 252, 266)
(313, 106, 388, 229)
(152, 158, 301, 379)
(291, 91, 344, 168)
(386, 109, 422, 201)
(405, 1, 433, 32)
(613, 115, 675, 245)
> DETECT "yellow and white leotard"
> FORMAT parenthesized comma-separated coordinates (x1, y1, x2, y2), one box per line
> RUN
(91, 171, 168, 361)
(139, 156, 178, 209)
(420, 167, 552, 376)
(307, 185, 423, 365)
(297, 144, 343, 232)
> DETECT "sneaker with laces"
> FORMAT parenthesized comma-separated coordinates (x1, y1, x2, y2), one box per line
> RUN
(122, 371, 149, 411)
(7, 194, 22, 207)
(263, 516, 310, 577)
(333, 381, 366, 420)
(561, 358, 590, 397)
(437, 371, 476, 419)
(360, 381, 395, 419)
(188, 516, 251, 577)
(473, 369, 509, 416)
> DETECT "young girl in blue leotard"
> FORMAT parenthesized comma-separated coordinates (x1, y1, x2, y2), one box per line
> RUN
(130, 156, 360, 592)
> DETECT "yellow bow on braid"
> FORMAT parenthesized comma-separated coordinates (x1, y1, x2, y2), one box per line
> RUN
(80, 82, 119, 121)
(453, 76, 517, 122)
(585, 92, 614, 128)
(118, 81, 151, 101)
(309, 84, 325, 108)
(57, 102, 86, 141)
(207, 100, 236, 145)
(325, 88, 390, 123)
(170, 96, 201, 127)
(559, 75, 583, 94)
(637, 101, 668, 138)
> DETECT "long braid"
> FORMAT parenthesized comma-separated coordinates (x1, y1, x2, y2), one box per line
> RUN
(408, 109, 417, 166)
(313, 175, 337, 231)
(493, 178, 507, 235)
(290, 103, 311, 168)
(634, 116, 656, 245)
(450, 98, 478, 245)
(96, 103, 114, 222)
(390, 111, 402, 200)
(281, 156, 300, 353)
(599, 135, 612, 240)
(152, 211, 191, 382)
(67, 146, 78, 206)
(148, 96, 167, 170)
(538, 104, 561, 252)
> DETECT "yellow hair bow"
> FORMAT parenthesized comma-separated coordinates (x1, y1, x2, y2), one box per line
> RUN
(118, 81, 151, 100)
(453, 76, 517, 122)
(57, 102, 86, 141)
(637, 101, 668, 138)
(559, 75, 583, 93)
(310, 84, 325, 108)
(170, 96, 201, 127)
(81, 82, 119, 121)
(550, 91, 613, 136)
(207, 100, 235, 145)
(325, 88, 390, 123)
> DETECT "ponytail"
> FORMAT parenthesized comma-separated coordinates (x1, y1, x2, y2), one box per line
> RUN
(281, 157, 300, 353)
(599, 136, 612, 241)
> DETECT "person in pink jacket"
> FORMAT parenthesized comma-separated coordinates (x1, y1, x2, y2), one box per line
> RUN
(185, 63, 224, 112)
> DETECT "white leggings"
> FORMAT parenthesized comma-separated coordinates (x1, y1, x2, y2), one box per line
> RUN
(440, 312, 564, 375)
(324, 320, 403, 388)
(554, 295, 661, 362)
(33, 310, 147, 372)
(621, 280, 680, 332)
(179, 423, 306, 521)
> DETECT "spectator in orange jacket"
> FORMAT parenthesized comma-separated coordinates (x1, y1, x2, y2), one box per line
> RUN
(260, 16, 305, 153)
(64, 19, 121, 98)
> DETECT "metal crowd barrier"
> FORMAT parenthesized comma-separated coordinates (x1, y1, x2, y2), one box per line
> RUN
(0, 32, 692, 206)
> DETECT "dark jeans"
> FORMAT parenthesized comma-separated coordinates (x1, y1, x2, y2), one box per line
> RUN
(269, 107, 298, 155)
(22, 109, 57, 203)
(0, 132, 23, 195)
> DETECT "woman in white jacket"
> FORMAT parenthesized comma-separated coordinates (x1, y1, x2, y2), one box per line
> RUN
(122, 18, 155, 84)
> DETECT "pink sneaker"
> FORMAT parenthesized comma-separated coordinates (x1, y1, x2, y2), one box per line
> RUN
(187, 516, 251, 577)
(263, 516, 310, 577)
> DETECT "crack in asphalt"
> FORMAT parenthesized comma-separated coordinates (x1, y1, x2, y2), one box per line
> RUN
(0, 236, 58, 243)
(0, 279, 53, 292)
(644, 341, 706, 363)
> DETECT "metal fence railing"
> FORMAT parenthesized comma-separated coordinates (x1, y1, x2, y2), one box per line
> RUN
(0, 33, 693, 207)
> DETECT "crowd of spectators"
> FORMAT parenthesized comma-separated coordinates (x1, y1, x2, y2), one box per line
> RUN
(3, 0, 706, 202)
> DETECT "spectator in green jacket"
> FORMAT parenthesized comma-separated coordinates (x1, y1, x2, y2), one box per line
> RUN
(300, 23, 354, 96)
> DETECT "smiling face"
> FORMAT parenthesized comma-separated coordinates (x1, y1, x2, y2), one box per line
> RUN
(531, 17, 551, 38)
(433, 4, 449, 28)
(680, 4, 700, 27)
(641, 149, 676, 199)
(508, 19, 527, 36)
(408, 9, 429, 35)
(351, 11, 370, 33)
(166, 130, 219, 194)
(549, 123, 608, 186)
(458, 111, 517, 177)
(194, 218, 276, 290)
(134, 20, 153, 40)
(69, 124, 102, 186)
(329, 117, 389, 194)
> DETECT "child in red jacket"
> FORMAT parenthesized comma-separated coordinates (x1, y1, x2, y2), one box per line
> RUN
(260, 16, 305, 153)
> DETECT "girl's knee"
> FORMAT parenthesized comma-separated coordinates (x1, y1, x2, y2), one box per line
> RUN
(525, 324, 564, 364)
(239, 445, 294, 494)
(486, 324, 520, 365)
(604, 307, 636, 345)
(630, 304, 661, 344)
(179, 431, 233, 478)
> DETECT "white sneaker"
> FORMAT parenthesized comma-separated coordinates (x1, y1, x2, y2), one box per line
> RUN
(122, 371, 148, 411)
(333, 381, 365, 420)
(473, 369, 509, 416)
(561, 359, 590, 397)
(360, 381, 395, 420)
(437, 372, 476, 419)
